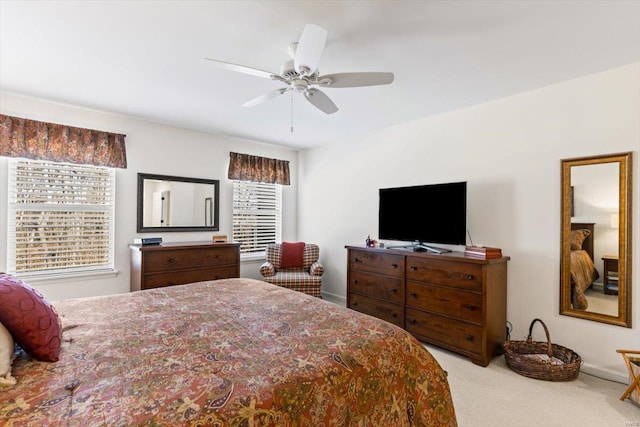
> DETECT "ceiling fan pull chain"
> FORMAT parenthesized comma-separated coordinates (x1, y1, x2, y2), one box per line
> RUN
(290, 90, 294, 133)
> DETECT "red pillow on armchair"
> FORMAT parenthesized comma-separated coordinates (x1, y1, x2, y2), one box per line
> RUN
(280, 242, 305, 268)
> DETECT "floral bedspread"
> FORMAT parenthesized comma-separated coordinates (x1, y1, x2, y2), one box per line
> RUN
(570, 249, 599, 310)
(1, 278, 457, 426)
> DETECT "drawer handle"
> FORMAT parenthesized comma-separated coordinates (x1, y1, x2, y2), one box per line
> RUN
(353, 280, 358, 284)
(410, 266, 417, 271)
(409, 292, 418, 298)
(352, 302, 358, 307)
(392, 288, 398, 293)
(168, 257, 176, 264)
(464, 304, 475, 311)
(391, 263, 398, 268)
(408, 318, 417, 325)
(353, 257, 361, 263)
(466, 335, 474, 341)
(391, 312, 397, 318)
(466, 274, 473, 280)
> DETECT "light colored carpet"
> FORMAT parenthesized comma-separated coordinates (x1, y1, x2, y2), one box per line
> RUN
(585, 289, 618, 317)
(424, 344, 640, 427)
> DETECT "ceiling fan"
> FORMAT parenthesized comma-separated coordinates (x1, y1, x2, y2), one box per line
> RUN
(204, 24, 394, 115)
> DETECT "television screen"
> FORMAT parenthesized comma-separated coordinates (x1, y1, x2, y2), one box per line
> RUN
(378, 181, 467, 246)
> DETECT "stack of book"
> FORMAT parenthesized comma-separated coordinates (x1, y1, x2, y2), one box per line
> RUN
(464, 246, 502, 259)
(605, 273, 619, 295)
(133, 237, 163, 245)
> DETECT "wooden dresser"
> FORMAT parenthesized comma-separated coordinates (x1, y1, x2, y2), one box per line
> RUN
(346, 245, 509, 366)
(130, 242, 241, 291)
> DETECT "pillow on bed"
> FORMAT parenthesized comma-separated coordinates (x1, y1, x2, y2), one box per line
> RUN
(570, 229, 591, 250)
(280, 242, 305, 268)
(0, 274, 62, 362)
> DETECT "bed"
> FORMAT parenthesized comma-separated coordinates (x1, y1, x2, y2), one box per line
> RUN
(1, 277, 457, 426)
(570, 222, 600, 310)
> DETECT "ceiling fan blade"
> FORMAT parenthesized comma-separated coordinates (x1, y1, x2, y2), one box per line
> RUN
(204, 58, 275, 80)
(317, 72, 395, 88)
(242, 88, 289, 107)
(294, 24, 327, 76)
(304, 88, 338, 114)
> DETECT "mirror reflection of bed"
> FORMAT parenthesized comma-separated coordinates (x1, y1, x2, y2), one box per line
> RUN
(560, 152, 631, 327)
(570, 222, 618, 317)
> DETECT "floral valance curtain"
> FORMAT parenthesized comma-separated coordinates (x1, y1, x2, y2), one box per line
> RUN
(0, 114, 127, 168)
(228, 152, 290, 185)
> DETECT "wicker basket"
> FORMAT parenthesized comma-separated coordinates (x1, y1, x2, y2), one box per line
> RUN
(503, 318, 582, 381)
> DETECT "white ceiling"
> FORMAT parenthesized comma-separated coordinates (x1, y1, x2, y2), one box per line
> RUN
(1, 1, 638, 150)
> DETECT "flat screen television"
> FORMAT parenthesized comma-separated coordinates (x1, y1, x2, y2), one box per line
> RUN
(378, 181, 467, 253)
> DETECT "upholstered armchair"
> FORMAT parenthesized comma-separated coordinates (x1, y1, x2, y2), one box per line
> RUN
(259, 242, 324, 298)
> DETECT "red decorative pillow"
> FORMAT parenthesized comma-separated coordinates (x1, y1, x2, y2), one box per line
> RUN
(0, 274, 62, 362)
(280, 242, 305, 268)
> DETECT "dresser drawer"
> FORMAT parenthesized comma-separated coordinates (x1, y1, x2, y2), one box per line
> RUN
(406, 281, 482, 324)
(349, 250, 404, 277)
(349, 270, 403, 304)
(144, 246, 238, 273)
(348, 293, 403, 327)
(406, 257, 482, 291)
(405, 308, 482, 354)
(143, 266, 238, 289)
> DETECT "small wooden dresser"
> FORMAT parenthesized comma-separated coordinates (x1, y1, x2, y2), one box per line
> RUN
(130, 241, 241, 291)
(346, 245, 509, 366)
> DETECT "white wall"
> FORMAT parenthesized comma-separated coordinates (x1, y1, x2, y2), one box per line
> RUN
(0, 92, 299, 300)
(298, 63, 640, 382)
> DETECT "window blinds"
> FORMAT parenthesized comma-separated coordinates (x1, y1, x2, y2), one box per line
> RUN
(7, 159, 115, 276)
(232, 181, 282, 254)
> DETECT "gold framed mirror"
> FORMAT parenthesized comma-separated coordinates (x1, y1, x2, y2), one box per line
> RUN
(560, 152, 632, 327)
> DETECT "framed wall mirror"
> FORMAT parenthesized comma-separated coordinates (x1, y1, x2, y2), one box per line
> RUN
(560, 152, 632, 327)
(137, 173, 219, 232)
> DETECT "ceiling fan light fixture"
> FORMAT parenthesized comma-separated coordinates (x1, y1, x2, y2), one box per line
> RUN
(291, 79, 308, 93)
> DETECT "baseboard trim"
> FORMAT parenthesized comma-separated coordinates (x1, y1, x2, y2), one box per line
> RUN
(322, 291, 346, 307)
(581, 362, 627, 384)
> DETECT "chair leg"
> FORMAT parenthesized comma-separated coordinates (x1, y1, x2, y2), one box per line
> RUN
(618, 352, 640, 401)
(620, 372, 640, 401)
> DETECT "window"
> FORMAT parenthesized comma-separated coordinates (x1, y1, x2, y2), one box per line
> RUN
(7, 159, 116, 277)
(232, 180, 282, 255)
